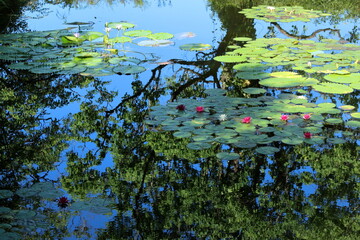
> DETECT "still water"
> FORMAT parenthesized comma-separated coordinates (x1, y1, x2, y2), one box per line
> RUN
(0, 0, 359, 239)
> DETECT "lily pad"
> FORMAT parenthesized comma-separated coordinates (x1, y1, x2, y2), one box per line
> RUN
(255, 146, 280, 155)
(113, 65, 146, 74)
(179, 43, 212, 51)
(243, 88, 266, 94)
(312, 82, 353, 94)
(350, 112, 360, 119)
(187, 142, 212, 150)
(216, 152, 240, 160)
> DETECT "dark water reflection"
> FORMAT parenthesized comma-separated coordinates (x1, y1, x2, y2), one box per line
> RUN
(0, 0, 359, 239)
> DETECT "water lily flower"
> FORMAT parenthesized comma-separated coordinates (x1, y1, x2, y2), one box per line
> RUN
(304, 132, 312, 139)
(105, 27, 111, 33)
(57, 196, 70, 208)
(303, 114, 311, 120)
(196, 106, 204, 113)
(280, 115, 289, 121)
(116, 25, 123, 30)
(219, 114, 227, 121)
(242, 116, 252, 124)
(73, 33, 80, 38)
(176, 104, 186, 111)
(267, 6, 275, 11)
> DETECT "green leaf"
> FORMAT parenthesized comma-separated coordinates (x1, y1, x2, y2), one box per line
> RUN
(312, 82, 353, 94)
(146, 32, 174, 40)
(113, 65, 146, 74)
(255, 146, 280, 155)
(123, 30, 152, 37)
(179, 43, 212, 51)
(216, 152, 240, 160)
(214, 55, 247, 63)
(186, 142, 212, 150)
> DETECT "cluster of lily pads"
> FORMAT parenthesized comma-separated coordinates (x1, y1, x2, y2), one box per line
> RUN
(239, 5, 331, 22)
(0, 22, 211, 77)
(215, 37, 360, 94)
(0, 182, 115, 238)
(146, 89, 358, 159)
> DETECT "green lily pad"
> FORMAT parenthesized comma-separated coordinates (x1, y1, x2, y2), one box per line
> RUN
(255, 146, 280, 155)
(327, 138, 346, 144)
(350, 112, 360, 119)
(345, 120, 360, 128)
(282, 138, 304, 145)
(259, 77, 318, 88)
(234, 37, 252, 42)
(146, 32, 174, 40)
(325, 118, 343, 124)
(214, 55, 247, 63)
(107, 22, 135, 30)
(113, 65, 146, 74)
(312, 82, 353, 94)
(123, 30, 152, 37)
(324, 73, 360, 83)
(0, 190, 13, 199)
(243, 88, 267, 94)
(216, 152, 240, 160)
(173, 131, 192, 138)
(179, 43, 212, 51)
(186, 142, 212, 150)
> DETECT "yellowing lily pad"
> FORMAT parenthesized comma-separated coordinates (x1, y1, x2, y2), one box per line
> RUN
(179, 43, 212, 51)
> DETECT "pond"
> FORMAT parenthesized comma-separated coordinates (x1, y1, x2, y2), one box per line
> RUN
(0, 0, 359, 239)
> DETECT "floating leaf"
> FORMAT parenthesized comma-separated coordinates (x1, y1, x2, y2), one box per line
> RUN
(243, 88, 266, 94)
(327, 138, 346, 144)
(345, 120, 360, 128)
(137, 39, 173, 47)
(113, 65, 146, 74)
(338, 105, 355, 111)
(324, 73, 360, 83)
(259, 77, 318, 88)
(214, 55, 247, 63)
(123, 30, 152, 37)
(255, 146, 280, 155)
(187, 142, 212, 150)
(173, 131, 192, 138)
(147, 32, 174, 40)
(350, 112, 360, 119)
(234, 37, 253, 41)
(312, 82, 353, 94)
(216, 152, 240, 160)
(107, 22, 135, 30)
(0, 190, 13, 199)
(179, 43, 212, 51)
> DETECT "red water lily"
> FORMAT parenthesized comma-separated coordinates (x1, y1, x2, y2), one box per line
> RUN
(196, 106, 204, 113)
(303, 114, 311, 120)
(57, 196, 70, 208)
(176, 104, 186, 111)
(280, 115, 289, 121)
(242, 116, 252, 124)
(304, 132, 312, 139)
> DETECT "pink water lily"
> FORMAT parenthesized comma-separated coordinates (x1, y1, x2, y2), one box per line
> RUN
(304, 132, 312, 139)
(176, 104, 186, 111)
(303, 114, 311, 120)
(242, 116, 252, 124)
(196, 106, 204, 113)
(280, 115, 289, 121)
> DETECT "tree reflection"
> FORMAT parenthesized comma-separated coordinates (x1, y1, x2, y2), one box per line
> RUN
(0, 0, 359, 238)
